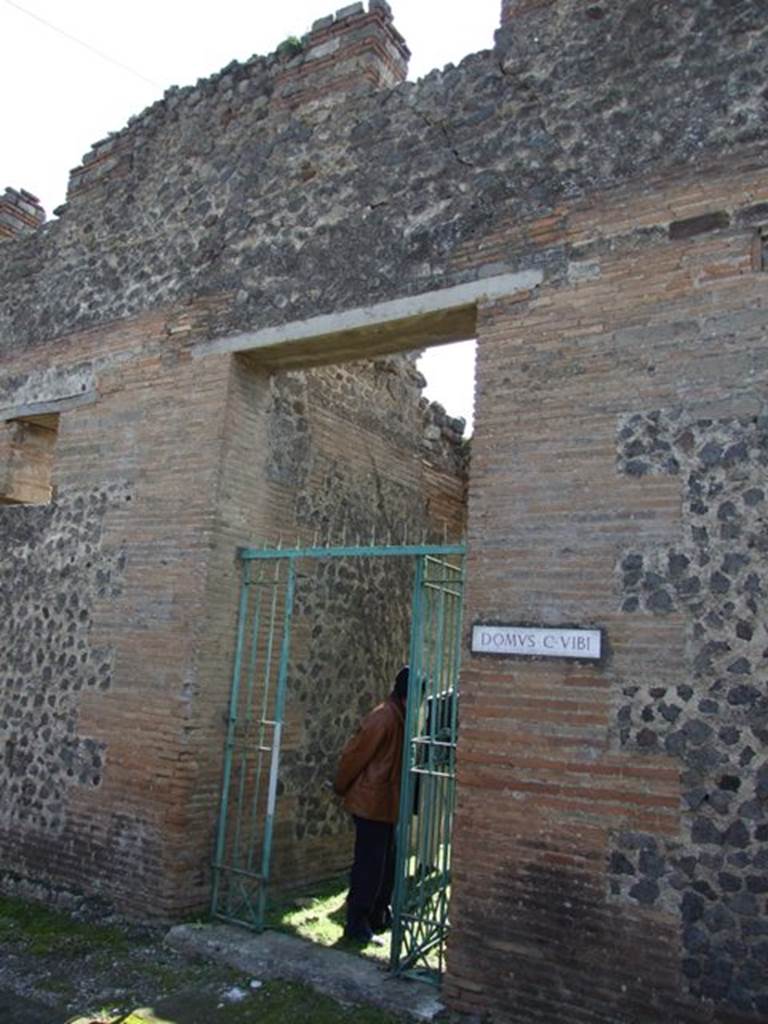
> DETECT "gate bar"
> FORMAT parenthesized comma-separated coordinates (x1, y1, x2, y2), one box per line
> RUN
(390, 553, 426, 970)
(257, 559, 297, 925)
(210, 558, 252, 914)
(239, 543, 465, 561)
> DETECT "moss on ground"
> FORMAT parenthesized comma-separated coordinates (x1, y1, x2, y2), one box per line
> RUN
(0, 896, 128, 956)
(71, 980, 404, 1023)
(0, 895, 406, 1024)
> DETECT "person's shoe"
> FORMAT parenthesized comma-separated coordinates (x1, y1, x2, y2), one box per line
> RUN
(344, 923, 384, 946)
(344, 922, 373, 942)
(369, 907, 393, 934)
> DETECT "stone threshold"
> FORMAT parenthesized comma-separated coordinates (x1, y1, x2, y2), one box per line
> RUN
(165, 923, 444, 1022)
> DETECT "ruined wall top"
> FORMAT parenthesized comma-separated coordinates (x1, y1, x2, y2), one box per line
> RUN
(65, 0, 410, 204)
(0, 0, 765, 356)
(0, 188, 45, 243)
(500, 0, 555, 22)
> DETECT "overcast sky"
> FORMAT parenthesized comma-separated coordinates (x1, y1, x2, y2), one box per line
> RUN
(1, 0, 498, 430)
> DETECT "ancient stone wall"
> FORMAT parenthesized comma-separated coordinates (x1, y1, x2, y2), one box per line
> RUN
(0, 3, 763, 356)
(0, 0, 767, 1021)
(613, 409, 768, 1008)
(0, 325, 466, 915)
(452, 160, 768, 1023)
(0, 187, 44, 242)
(0, 487, 128, 833)
(0, 313, 237, 913)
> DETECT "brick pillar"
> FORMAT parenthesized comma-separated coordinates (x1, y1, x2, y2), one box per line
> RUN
(67, 135, 133, 202)
(0, 187, 45, 242)
(274, 1, 410, 110)
(500, 0, 556, 24)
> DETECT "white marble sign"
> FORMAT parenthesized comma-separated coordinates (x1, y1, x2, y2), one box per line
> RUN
(472, 625, 602, 660)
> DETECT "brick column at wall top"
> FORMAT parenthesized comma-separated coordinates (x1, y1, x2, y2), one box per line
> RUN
(0, 187, 45, 241)
(66, 2, 410, 201)
(273, 1, 410, 110)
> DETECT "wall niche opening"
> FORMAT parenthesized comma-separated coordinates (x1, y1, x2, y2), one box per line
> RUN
(0, 413, 59, 506)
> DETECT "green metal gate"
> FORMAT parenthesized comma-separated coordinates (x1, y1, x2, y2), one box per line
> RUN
(211, 541, 465, 981)
(390, 554, 464, 983)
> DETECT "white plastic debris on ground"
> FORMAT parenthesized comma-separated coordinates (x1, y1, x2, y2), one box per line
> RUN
(221, 985, 249, 1003)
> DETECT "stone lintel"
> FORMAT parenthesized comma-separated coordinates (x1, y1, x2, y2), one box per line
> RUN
(192, 269, 543, 368)
(0, 363, 96, 422)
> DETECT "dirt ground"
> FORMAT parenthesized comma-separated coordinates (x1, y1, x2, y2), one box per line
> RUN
(0, 895, 404, 1024)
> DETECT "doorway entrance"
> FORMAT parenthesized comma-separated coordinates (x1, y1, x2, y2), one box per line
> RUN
(211, 539, 465, 983)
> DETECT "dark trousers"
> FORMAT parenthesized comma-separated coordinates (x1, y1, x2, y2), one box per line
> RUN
(346, 815, 395, 931)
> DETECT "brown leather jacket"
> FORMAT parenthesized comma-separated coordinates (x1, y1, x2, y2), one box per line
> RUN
(334, 696, 405, 824)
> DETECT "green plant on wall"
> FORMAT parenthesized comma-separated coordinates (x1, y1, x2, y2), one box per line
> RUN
(276, 35, 303, 59)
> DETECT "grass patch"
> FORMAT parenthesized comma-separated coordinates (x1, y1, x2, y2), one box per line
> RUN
(37, 974, 77, 999)
(264, 873, 444, 977)
(264, 876, 390, 963)
(243, 980, 403, 1023)
(0, 895, 129, 956)
(1, 894, 406, 1024)
(69, 980, 403, 1024)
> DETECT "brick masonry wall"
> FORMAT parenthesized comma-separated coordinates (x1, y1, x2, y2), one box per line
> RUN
(0, 308, 236, 914)
(272, 1, 409, 111)
(448, 161, 768, 1022)
(0, 2, 764, 356)
(0, 188, 45, 242)
(0, 0, 766, 1019)
(0, 312, 466, 917)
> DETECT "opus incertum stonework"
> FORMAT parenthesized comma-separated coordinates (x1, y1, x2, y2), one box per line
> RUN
(2, 2, 767, 1022)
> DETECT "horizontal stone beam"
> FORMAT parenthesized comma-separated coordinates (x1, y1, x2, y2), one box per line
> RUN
(0, 363, 96, 422)
(192, 270, 542, 368)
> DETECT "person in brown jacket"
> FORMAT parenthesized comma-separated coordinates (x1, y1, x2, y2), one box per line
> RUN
(334, 666, 409, 943)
